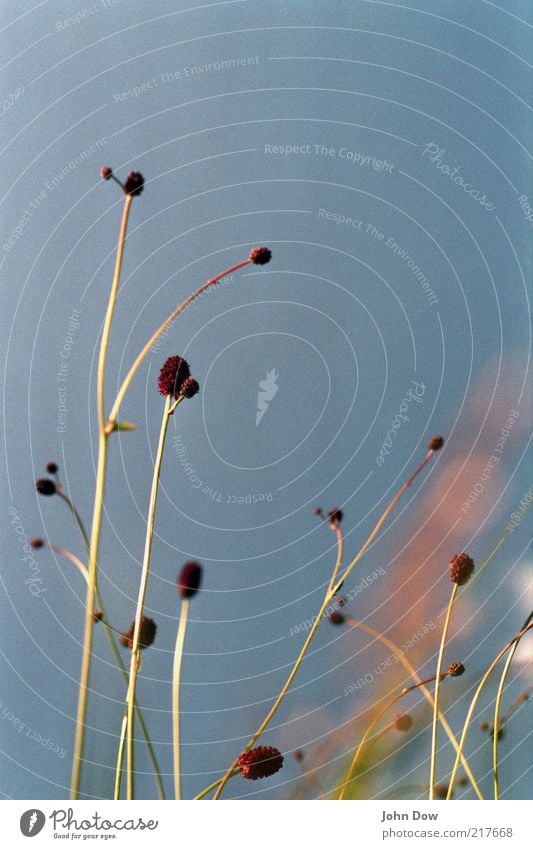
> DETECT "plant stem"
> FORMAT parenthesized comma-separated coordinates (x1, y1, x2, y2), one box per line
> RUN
(173, 599, 190, 800)
(210, 447, 438, 800)
(124, 394, 174, 800)
(338, 690, 407, 799)
(332, 449, 436, 596)
(429, 583, 458, 800)
(57, 493, 166, 798)
(446, 619, 532, 800)
(57, 492, 90, 550)
(70, 194, 132, 800)
(492, 614, 532, 799)
(114, 716, 128, 800)
(194, 771, 239, 801)
(344, 616, 482, 798)
(106, 257, 252, 429)
(327, 525, 344, 592)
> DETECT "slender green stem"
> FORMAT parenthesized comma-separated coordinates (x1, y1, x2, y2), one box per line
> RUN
(446, 620, 533, 800)
(56, 498, 166, 798)
(124, 394, 174, 799)
(338, 691, 406, 799)
(194, 771, 239, 801)
(47, 543, 89, 585)
(70, 195, 132, 800)
(332, 449, 435, 597)
(327, 525, 344, 593)
(344, 616, 483, 799)
(114, 716, 128, 800)
(429, 583, 458, 800)
(173, 599, 190, 800)
(106, 257, 252, 429)
(492, 615, 532, 799)
(98, 194, 132, 430)
(57, 492, 90, 550)
(210, 447, 438, 800)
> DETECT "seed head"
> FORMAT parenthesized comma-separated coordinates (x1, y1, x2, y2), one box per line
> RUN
(100, 166, 113, 180)
(30, 538, 44, 549)
(36, 478, 56, 496)
(428, 436, 444, 451)
(313, 507, 323, 517)
(447, 661, 465, 677)
(449, 552, 475, 586)
(434, 783, 451, 799)
(328, 610, 345, 625)
(249, 246, 271, 265)
(457, 775, 468, 787)
(327, 508, 343, 526)
(237, 746, 283, 780)
(158, 355, 191, 398)
(177, 561, 202, 599)
(479, 721, 490, 731)
(46, 462, 58, 474)
(124, 171, 144, 196)
(179, 377, 200, 399)
(394, 714, 413, 732)
(119, 616, 157, 649)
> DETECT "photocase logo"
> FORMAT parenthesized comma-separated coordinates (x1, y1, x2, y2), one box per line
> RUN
(256, 368, 279, 426)
(20, 809, 45, 837)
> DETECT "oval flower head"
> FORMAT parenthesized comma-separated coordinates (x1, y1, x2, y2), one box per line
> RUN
(237, 746, 283, 780)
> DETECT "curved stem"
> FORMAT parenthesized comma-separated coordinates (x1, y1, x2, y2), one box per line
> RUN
(338, 691, 406, 799)
(210, 447, 438, 800)
(344, 616, 483, 799)
(429, 583, 458, 800)
(332, 449, 435, 596)
(194, 771, 239, 801)
(70, 194, 132, 800)
(173, 599, 190, 800)
(492, 616, 531, 799)
(55, 499, 166, 799)
(47, 543, 89, 585)
(124, 394, 173, 799)
(57, 492, 90, 551)
(107, 258, 252, 429)
(446, 619, 533, 800)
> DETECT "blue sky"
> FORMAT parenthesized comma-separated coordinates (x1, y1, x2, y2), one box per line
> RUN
(1, 0, 531, 800)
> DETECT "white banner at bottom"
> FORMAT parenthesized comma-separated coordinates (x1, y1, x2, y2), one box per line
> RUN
(2, 799, 529, 848)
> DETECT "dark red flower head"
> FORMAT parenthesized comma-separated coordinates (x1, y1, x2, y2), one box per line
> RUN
(93, 610, 103, 623)
(36, 478, 56, 496)
(177, 561, 202, 599)
(394, 714, 413, 732)
(449, 552, 475, 586)
(327, 508, 343, 525)
(328, 610, 345, 625)
(100, 166, 113, 180)
(124, 171, 144, 196)
(30, 538, 44, 549)
(119, 616, 157, 649)
(158, 355, 191, 398)
(249, 246, 271, 265)
(428, 435, 444, 451)
(447, 661, 465, 677)
(46, 462, 58, 474)
(237, 746, 283, 780)
(179, 377, 200, 399)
